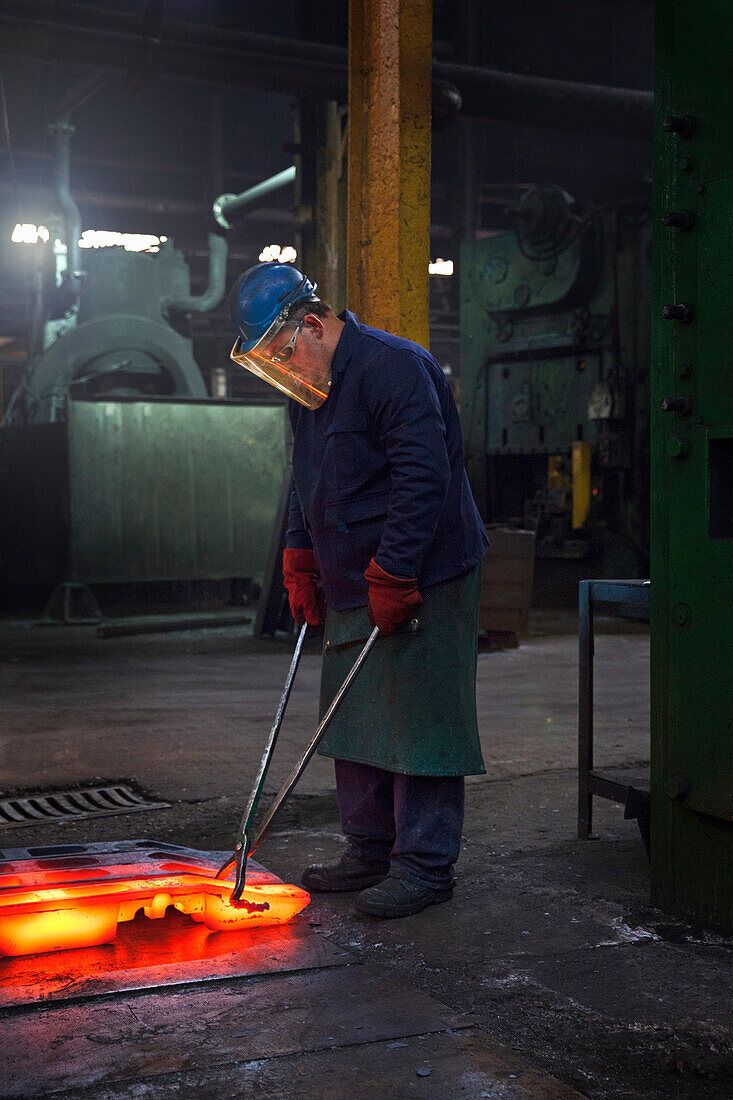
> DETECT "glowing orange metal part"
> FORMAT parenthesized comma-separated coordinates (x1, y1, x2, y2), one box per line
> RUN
(0, 851, 310, 958)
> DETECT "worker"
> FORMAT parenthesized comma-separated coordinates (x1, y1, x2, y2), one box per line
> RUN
(229, 262, 488, 919)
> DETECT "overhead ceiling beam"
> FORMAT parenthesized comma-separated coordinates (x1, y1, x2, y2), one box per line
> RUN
(0, 147, 280, 186)
(0, 0, 653, 140)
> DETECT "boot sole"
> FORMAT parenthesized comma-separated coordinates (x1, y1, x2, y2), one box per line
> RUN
(355, 888, 453, 918)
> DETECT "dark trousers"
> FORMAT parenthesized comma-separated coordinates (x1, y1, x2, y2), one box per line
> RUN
(334, 759, 464, 889)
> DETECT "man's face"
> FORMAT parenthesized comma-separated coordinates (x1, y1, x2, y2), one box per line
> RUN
(231, 307, 339, 409)
(262, 315, 330, 393)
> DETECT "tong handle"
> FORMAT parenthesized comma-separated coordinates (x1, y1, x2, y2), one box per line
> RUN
(223, 623, 382, 902)
(249, 626, 380, 861)
(218, 621, 308, 893)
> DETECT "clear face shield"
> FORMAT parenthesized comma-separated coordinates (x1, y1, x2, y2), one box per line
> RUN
(230, 313, 331, 410)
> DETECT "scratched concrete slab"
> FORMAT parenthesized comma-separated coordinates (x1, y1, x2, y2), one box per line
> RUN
(0, 967, 473, 1098)
(0, 628, 649, 804)
(54, 1029, 586, 1099)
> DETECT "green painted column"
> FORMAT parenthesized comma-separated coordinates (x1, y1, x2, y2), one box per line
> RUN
(651, 0, 733, 927)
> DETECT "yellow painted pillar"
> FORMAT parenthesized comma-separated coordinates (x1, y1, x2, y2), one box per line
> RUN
(572, 442, 593, 530)
(347, 0, 432, 345)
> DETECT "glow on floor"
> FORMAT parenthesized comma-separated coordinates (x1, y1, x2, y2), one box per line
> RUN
(0, 848, 310, 958)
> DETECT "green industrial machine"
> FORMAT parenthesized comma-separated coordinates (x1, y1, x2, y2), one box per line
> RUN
(6, 243, 211, 422)
(651, 0, 733, 928)
(0, 235, 286, 606)
(0, 100, 296, 616)
(460, 185, 651, 592)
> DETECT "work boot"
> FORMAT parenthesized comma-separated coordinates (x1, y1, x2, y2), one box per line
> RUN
(301, 851, 389, 893)
(355, 876, 453, 918)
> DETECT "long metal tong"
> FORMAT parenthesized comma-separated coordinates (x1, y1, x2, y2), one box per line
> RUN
(218, 622, 380, 900)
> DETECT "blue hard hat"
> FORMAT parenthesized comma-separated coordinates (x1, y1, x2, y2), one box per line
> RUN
(228, 262, 318, 352)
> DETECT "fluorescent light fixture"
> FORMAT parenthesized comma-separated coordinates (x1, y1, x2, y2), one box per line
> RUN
(79, 230, 164, 252)
(429, 258, 453, 276)
(11, 224, 166, 252)
(11, 223, 50, 244)
(259, 244, 297, 263)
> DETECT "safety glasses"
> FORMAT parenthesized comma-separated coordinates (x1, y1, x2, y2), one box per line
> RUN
(261, 318, 305, 364)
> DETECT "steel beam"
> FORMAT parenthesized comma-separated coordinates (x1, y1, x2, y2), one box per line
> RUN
(347, 0, 431, 344)
(0, 0, 653, 140)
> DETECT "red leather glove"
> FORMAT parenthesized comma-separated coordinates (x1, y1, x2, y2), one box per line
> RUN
(364, 558, 422, 636)
(282, 548, 325, 626)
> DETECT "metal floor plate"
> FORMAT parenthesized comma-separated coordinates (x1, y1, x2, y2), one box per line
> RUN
(0, 910, 349, 1009)
(0, 841, 345, 1008)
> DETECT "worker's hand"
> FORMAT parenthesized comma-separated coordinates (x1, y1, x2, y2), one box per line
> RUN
(282, 548, 326, 627)
(364, 558, 422, 636)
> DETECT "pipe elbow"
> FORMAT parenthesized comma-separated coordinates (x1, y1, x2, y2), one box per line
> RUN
(164, 233, 229, 316)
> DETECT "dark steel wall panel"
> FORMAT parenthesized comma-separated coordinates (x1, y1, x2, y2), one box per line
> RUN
(0, 402, 285, 586)
(67, 401, 286, 583)
(0, 425, 70, 584)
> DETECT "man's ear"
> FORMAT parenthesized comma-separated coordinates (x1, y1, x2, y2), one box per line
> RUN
(303, 313, 325, 337)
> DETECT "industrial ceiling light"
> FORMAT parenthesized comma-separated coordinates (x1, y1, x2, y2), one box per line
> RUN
(259, 244, 297, 263)
(10, 223, 50, 244)
(78, 230, 167, 252)
(9, 225, 169, 252)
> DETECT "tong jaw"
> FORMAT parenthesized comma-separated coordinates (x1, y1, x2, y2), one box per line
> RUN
(231, 835, 252, 902)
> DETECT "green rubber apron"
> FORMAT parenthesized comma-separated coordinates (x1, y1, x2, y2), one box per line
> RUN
(317, 564, 485, 776)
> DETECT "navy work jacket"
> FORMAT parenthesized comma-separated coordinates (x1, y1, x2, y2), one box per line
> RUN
(286, 311, 488, 610)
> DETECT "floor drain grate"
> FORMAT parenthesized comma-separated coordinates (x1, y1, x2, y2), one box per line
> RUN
(0, 783, 170, 829)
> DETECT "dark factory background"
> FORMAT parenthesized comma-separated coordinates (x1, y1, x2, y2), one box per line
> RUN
(0, 0, 654, 616)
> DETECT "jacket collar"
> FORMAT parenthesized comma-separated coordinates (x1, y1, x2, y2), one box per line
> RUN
(331, 310, 360, 379)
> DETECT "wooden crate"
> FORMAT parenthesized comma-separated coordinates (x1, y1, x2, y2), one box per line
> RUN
(479, 527, 536, 633)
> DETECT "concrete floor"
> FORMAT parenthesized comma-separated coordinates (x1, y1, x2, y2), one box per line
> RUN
(0, 615, 731, 1098)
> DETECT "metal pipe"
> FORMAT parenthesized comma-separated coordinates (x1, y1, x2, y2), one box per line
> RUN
(164, 232, 228, 315)
(435, 61, 653, 141)
(60, 189, 293, 221)
(49, 115, 83, 290)
(0, 1, 654, 140)
(47, 72, 115, 304)
(213, 166, 297, 230)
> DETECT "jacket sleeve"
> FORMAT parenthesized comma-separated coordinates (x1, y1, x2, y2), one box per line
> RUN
(285, 402, 313, 551)
(366, 351, 451, 579)
(285, 480, 313, 551)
